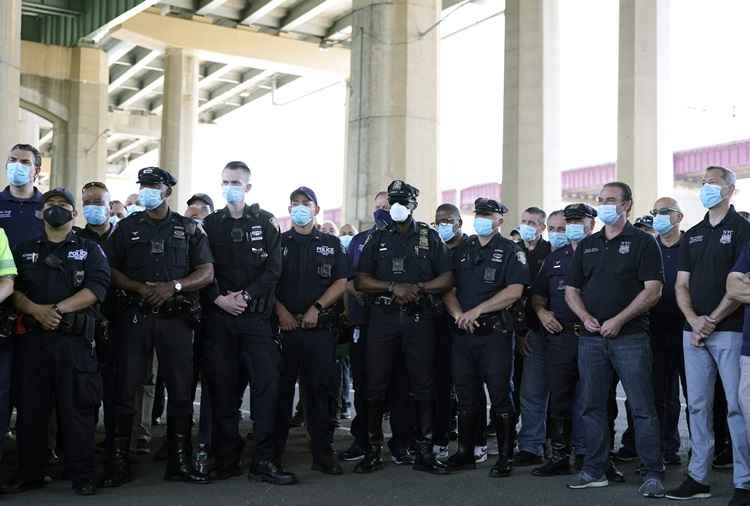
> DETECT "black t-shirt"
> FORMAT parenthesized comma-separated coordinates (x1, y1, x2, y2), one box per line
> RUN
(651, 234, 684, 332)
(566, 222, 664, 336)
(453, 234, 529, 311)
(105, 210, 213, 287)
(520, 239, 551, 331)
(14, 232, 111, 305)
(357, 219, 451, 288)
(276, 228, 349, 315)
(678, 206, 750, 333)
(532, 244, 578, 326)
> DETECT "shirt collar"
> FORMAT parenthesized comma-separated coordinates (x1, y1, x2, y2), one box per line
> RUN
(386, 218, 418, 236)
(0, 186, 42, 203)
(701, 205, 738, 229)
(37, 230, 77, 246)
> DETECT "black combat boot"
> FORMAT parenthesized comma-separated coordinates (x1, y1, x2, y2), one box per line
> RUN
(446, 408, 478, 471)
(489, 412, 513, 478)
(163, 417, 209, 484)
(100, 416, 133, 488)
(354, 400, 385, 474)
(412, 400, 449, 475)
(532, 417, 573, 477)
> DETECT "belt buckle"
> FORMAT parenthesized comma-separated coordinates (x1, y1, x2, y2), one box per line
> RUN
(573, 323, 583, 336)
(151, 305, 160, 315)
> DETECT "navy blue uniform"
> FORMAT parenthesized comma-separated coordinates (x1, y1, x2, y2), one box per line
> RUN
(0, 186, 43, 250)
(273, 228, 348, 462)
(13, 232, 110, 485)
(201, 204, 281, 467)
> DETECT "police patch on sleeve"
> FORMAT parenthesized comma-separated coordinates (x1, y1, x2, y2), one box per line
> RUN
(516, 251, 527, 265)
(269, 216, 280, 232)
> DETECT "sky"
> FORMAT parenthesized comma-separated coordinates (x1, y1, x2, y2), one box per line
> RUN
(107, 0, 750, 225)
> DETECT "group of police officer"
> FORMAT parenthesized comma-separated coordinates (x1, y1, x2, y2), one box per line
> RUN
(4, 142, 750, 505)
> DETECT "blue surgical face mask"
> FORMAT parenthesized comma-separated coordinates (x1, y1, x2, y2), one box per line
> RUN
(126, 204, 143, 215)
(290, 204, 313, 226)
(549, 231, 569, 250)
(652, 214, 674, 235)
(340, 235, 353, 250)
(83, 205, 108, 226)
(518, 223, 538, 242)
(373, 208, 392, 228)
(597, 204, 621, 226)
(109, 215, 120, 226)
(223, 184, 245, 205)
(6, 162, 31, 187)
(437, 223, 456, 242)
(138, 188, 163, 211)
(474, 216, 494, 237)
(565, 223, 586, 242)
(699, 183, 723, 209)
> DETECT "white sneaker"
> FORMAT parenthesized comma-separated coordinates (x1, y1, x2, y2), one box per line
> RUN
(474, 445, 488, 463)
(433, 445, 449, 460)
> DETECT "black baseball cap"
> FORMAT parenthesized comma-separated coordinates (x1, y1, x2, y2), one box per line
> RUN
(474, 198, 508, 215)
(187, 193, 214, 212)
(290, 186, 318, 205)
(43, 187, 76, 207)
(563, 203, 597, 221)
(635, 215, 654, 230)
(137, 167, 177, 187)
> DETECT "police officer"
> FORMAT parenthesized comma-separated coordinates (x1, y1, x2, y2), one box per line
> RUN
(355, 180, 453, 475)
(6, 187, 110, 496)
(201, 161, 295, 485)
(102, 167, 214, 486)
(273, 186, 348, 475)
(1, 143, 44, 249)
(75, 181, 116, 450)
(442, 198, 528, 477)
(529, 204, 596, 477)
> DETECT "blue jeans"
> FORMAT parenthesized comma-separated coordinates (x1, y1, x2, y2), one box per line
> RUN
(0, 339, 12, 439)
(684, 331, 750, 489)
(518, 331, 548, 456)
(578, 332, 663, 479)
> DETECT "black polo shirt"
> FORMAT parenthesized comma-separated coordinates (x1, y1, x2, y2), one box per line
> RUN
(566, 222, 664, 336)
(203, 204, 281, 307)
(106, 210, 213, 287)
(14, 232, 110, 305)
(453, 234, 529, 312)
(357, 219, 451, 289)
(277, 228, 349, 315)
(0, 186, 43, 250)
(75, 224, 114, 246)
(651, 234, 684, 333)
(678, 206, 750, 333)
(532, 244, 578, 326)
(520, 238, 551, 331)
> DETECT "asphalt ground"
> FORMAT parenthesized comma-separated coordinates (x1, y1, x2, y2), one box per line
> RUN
(2, 387, 738, 506)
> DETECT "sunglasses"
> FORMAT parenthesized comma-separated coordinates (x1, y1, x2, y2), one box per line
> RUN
(649, 208, 679, 216)
(82, 181, 109, 192)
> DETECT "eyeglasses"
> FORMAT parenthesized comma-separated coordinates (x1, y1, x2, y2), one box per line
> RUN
(82, 181, 108, 192)
(650, 208, 680, 216)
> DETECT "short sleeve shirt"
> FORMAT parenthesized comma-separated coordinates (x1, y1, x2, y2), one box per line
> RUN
(453, 234, 530, 312)
(531, 244, 577, 325)
(566, 222, 664, 335)
(730, 243, 750, 355)
(0, 187, 43, 250)
(679, 206, 750, 332)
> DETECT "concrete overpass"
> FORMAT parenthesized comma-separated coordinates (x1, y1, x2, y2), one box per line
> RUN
(3, 0, 672, 225)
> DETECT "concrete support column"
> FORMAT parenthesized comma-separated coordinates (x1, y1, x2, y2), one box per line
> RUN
(0, 0, 22, 156)
(502, 0, 561, 225)
(617, 0, 671, 216)
(18, 109, 40, 147)
(344, 0, 440, 228)
(61, 47, 108, 195)
(160, 47, 199, 210)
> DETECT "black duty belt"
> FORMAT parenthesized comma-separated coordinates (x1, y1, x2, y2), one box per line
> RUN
(293, 307, 338, 330)
(453, 312, 509, 337)
(556, 323, 584, 336)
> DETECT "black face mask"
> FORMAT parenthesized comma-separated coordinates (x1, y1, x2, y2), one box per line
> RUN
(43, 206, 73, 228)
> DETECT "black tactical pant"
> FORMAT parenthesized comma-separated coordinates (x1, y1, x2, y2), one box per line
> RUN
(452, 328, 514, 415)
(433, 314, 454, 446)
(544, 331, 579, 418)
(113, 307, 194, 435)
(201, 308, 281, 463)
(274, 327, 337, 457)
(350, 325, 413, 451)
(16, 331, 101, 483)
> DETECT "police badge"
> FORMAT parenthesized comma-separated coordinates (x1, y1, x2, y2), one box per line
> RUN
(392, 257, 405, 274)
(720, 230, 733, 245)
(618, 241, 630, 255)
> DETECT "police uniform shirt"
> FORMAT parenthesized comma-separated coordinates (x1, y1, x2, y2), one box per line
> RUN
(453, 234, 530, 312)
(566, 222, 664, 336)
(357, 220, 452, 287)
(520, 238, 551, 330)
(75, 224, 114, 246)
(346, 228, 374, 326)
(277, 228, 349, 315)
(106, 211, 213, 284)
(0, 186, 43, 250)
(14, 232, 110, 305)
(679, 206, 750, 333)
(730, 243, 750, 356)
(203, 204, 281, 303)
(651, 234, 684, 332)
(531, 244, 578, 326)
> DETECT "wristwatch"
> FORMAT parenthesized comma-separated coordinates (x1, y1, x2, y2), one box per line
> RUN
(174, 281, 183, 293)
(313, 301, 324, 312)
